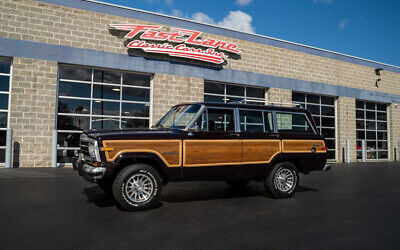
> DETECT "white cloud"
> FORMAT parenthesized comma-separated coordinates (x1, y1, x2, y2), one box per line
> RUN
(192, 10, 255, 33)
(235, 0, 253, 6)
(170, 9, 184, 18)
(338, 18, 348, 31)
(192, 12, 216, 24)
(218, 11, 255, 33)
(313, 0, 332, 3)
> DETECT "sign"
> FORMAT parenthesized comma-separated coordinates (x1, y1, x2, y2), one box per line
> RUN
(109, 24, 241, 64)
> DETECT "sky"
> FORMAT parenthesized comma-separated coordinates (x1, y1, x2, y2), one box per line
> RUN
(99, 0, 400, 66)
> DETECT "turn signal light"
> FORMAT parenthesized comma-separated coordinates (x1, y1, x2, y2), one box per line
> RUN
(93, 162, 99, 167)
(101, 147, 114, 152)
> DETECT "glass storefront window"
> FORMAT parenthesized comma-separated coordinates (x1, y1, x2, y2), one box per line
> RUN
(0, 57, 11, 167)
(292, 92, 336, 161)
(204, 81, 266, 105)
(57, 65, 151, 165)
(356, 100, 388, 160)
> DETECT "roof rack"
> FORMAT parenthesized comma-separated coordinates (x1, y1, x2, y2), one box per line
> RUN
(227, 99, 301, 108)
(228, 99, 246, 104)
(266, 102, 301, 108)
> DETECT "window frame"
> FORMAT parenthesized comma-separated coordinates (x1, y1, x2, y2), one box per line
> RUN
(237, 108, 275, 133)
(292, 92, 336, 161)
(203, 107, 237, 132)
(0, 57, 12, 167)
(238, 109, 265, 133)
(204, 81, 266, 105)
(356, 100, 388, 160)
(56, 64, 152, 165)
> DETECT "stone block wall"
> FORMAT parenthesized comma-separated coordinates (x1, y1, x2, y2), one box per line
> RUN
(152, 74, 203, 124)
(336, 97, 357, 162)
(9, 57, 57, 167)
(388, 104, 400, 161)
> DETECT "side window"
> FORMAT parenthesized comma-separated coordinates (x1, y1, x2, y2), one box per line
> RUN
(264, 111, 274, 132)
(207, 108, 235, 132)
(194, 111, 207, 131)
(239, 110, 264, 132)
(276, 113, 315, 134)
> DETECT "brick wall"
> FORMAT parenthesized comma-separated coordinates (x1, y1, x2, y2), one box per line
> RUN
(336, 97, 357, 162)
(1, 0, 399, 96)
(152, 74, 203, 124)
(9, 57, 57, 167)
(266, 88, 292, 104)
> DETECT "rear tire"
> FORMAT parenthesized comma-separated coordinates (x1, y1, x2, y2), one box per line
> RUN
(226, 179, 251, 188)
(264, 162, 298, 199)
(112, 164, 162, 211)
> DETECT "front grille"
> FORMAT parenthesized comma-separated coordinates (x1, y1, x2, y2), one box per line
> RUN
(80, 134, 93, 163)
(80, 140, 90, 155)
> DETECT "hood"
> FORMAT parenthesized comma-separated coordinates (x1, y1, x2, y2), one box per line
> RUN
(85, 127, 184, 141)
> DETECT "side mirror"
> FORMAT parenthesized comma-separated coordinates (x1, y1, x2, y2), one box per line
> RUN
(188, 124, 199, 135)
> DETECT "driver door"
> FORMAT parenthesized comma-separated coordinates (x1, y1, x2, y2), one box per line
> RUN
(182, 107, 242, 178)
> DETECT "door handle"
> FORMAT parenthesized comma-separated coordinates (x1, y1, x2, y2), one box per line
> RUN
(229, 133, 240, 137)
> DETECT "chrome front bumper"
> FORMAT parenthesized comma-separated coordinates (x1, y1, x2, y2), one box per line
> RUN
(74, 158, 106, 182)
(82, 164, 106, 176)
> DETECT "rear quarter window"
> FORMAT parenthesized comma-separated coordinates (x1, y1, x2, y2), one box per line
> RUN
(276, 112, 315, 134)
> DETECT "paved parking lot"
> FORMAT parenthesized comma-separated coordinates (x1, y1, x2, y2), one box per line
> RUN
(0, 162, 400, 250)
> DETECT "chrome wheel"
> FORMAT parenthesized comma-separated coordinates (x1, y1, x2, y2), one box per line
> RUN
(124, 173, 154, 203)
(274, 168, 295, 192)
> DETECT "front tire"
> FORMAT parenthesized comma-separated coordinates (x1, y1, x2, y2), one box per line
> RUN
(112, 164, 162, 211)
(265, 162, 299, 199)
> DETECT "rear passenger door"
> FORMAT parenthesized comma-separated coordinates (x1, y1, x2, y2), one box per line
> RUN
(239, 109, 281, 176)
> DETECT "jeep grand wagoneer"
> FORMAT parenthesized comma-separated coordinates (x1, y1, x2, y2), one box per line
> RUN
(74, 102, 329, 210)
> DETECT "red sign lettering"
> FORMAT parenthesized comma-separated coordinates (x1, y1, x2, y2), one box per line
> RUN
(109, 24, 241, 64)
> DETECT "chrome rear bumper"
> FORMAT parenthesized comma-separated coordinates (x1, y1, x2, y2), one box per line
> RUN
(323, 164, 331, 171)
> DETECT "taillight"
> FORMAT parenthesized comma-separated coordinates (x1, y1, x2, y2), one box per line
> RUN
(321, 147, 328, 150)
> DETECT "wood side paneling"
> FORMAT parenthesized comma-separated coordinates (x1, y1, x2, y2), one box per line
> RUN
(102, 140, 181, 167)
(282, 140, 326, 153)
(242, 140, 281, 164)
(183, 140, 241, 167)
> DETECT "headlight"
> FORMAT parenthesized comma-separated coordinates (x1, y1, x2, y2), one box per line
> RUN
(89, 145, 95, 157)
(88, 141, 101, 162)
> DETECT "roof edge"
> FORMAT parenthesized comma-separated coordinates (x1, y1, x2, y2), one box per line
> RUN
(83, 0, 400, 71)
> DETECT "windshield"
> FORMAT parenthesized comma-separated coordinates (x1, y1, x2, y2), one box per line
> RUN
(155, 104, 201, 129)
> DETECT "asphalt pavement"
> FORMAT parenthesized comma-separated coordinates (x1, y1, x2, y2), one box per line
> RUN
(0, 162, 400, 250)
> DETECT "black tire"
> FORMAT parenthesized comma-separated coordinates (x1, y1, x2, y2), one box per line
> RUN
(112, 164, 162, 211)
(226, 179, 251, 188)
(264, 162, 299, 199)
(97, 179, 113, 193)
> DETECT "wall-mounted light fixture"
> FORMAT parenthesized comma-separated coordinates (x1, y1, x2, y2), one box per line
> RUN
(375, 68, 383, 87)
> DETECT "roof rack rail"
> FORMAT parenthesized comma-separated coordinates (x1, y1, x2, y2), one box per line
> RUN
(226, 99, 301, 108)
(228, 99, 246, 104)
(266, 102, 301, 108)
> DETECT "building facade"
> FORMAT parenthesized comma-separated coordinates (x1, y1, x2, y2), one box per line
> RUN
(0, 0, 399, 167)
